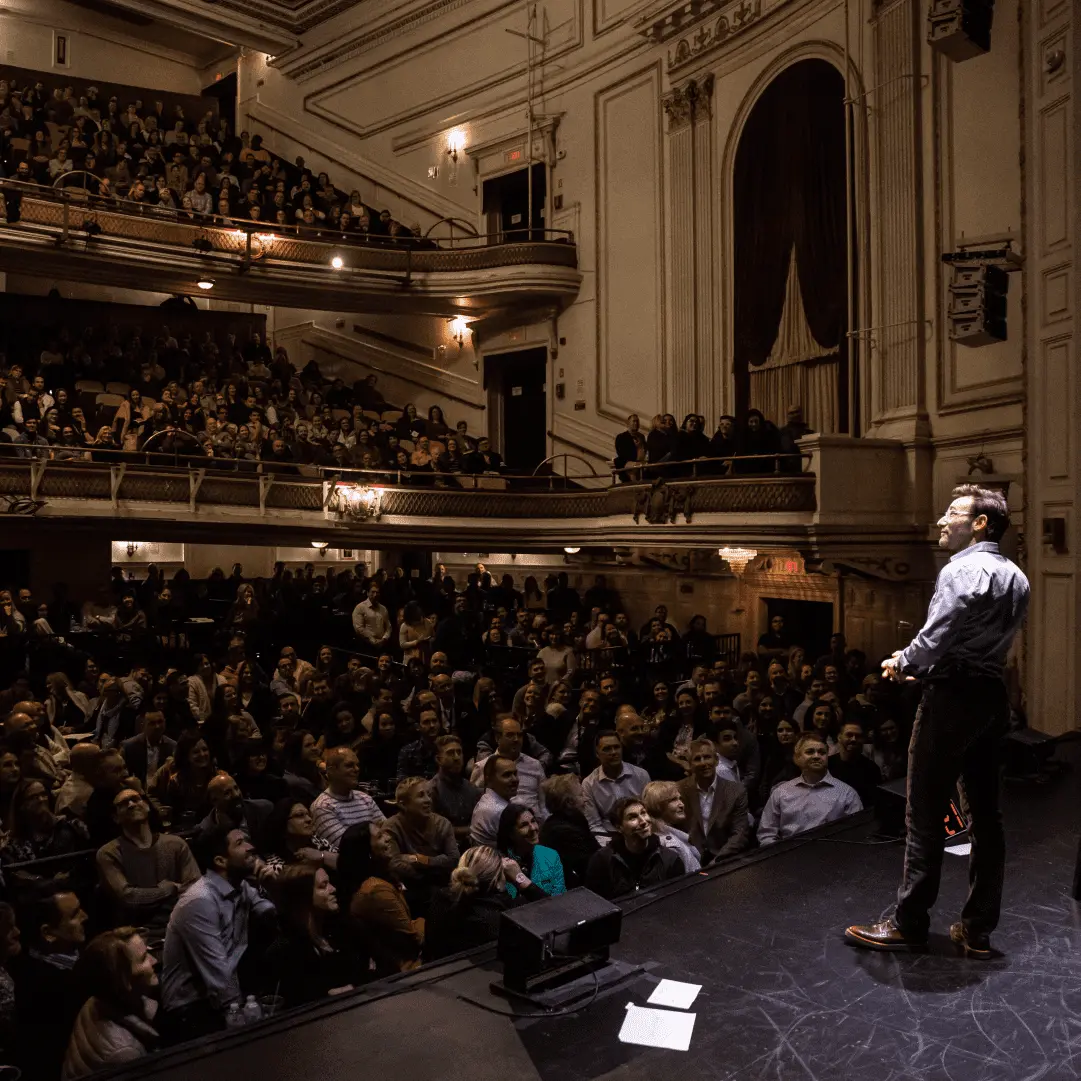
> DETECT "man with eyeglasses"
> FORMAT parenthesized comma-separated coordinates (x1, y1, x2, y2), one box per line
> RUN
(97, 787, 200, 929)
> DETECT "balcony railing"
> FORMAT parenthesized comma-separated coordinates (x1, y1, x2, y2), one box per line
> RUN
(0, 178, 579, 276)
(0, 450, 817, 524)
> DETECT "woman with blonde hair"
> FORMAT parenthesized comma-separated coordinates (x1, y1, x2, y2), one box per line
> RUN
(424, 845, 524, 960)
(63, 928, 159, 1078)
(641, 780, 701, 873)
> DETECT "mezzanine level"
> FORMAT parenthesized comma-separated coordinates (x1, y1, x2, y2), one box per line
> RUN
(0, 436, 931, 575)
(0, 180, 581, 321)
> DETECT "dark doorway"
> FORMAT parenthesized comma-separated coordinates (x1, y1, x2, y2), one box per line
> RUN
(0, 550, 30, 589)
(202, 71, 237, 133)
(482, 164, 546, 241)
(487, 347, 548, 473)
(763, 598, 834, 662)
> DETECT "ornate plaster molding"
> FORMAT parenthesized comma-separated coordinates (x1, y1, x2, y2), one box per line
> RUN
(638, 0, 788, 72)
(662, 73, 714, 130)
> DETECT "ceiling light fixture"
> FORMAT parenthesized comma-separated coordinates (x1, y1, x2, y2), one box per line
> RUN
(563, 547, 581, 554)
(331, 255, 344, 270)
(196, 279, 214, 290)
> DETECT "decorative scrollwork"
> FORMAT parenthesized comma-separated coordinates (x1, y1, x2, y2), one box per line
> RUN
(632, 479, 695, 524)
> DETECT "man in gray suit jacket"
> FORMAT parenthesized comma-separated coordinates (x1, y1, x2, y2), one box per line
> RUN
(121, 711, 177, 789)
(677, 738, 752, 863)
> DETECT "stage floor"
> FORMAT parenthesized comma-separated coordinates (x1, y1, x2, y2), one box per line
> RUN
(129, 747, 1081, 1081)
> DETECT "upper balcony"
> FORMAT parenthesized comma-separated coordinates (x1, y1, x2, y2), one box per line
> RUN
(0, 435, 931, 574)
(0, 180, 581, 321)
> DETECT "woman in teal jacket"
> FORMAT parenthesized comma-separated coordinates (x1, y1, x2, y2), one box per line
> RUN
(497, 804, 566, 899)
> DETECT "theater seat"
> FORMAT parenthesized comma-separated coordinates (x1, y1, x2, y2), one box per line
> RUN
(361, 409, 382, 423)
(106, 381, 132, 396)
(75, 380, 105, 395)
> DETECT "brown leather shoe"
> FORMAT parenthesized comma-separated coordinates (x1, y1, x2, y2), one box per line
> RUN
(844, 918, 927, 952)
(949, 922, 993, 959)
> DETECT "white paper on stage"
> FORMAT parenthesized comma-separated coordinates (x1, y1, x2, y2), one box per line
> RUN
(618, 1003, 696, 1051)
(647, 980, 701, 1010)
(945, 842, 972, 856)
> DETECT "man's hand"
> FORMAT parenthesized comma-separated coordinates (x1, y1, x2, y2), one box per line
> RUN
(881, 651, 916, 683)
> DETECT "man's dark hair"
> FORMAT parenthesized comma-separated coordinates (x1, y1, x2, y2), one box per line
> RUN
(952, 483, 1009, 541)
(594, 728, 620, 750)
(24, 883, 75, 946)
(197, 822, 236, 870)
(609, 795, 646, 829)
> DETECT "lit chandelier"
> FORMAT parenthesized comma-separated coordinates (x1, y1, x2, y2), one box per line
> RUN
(329, 483, 382, 522)
(718, 546, 757, 575)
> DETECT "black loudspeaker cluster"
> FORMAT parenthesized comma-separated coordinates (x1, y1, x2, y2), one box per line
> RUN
(928, 0, 996, 61)
(947, 262, 1009, 346)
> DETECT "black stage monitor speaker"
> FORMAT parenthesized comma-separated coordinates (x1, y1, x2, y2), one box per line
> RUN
(497, 887, 622, 995)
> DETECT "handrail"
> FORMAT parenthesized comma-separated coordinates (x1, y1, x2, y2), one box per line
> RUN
(423, 216, 481, 239)
(310, 340, 485, 411)
(533, 452, 599, 477)
(1, 445, 814, 487)
(1, 178, 574, 252)
(545, 429, 611, 462)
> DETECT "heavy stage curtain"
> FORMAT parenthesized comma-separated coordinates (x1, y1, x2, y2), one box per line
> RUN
(733, 59, 848, 432)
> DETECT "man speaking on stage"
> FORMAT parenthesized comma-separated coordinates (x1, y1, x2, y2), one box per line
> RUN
(845, 484, 1029, 959)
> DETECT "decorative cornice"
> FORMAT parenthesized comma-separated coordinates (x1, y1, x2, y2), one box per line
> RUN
(200, 0, 359, 35)
(662, 73, 714, 131)
(278, 0, 488, 80)
(638, 0, 787, 72)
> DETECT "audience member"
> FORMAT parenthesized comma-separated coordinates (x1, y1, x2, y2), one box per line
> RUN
(160, 825, 275, 1041)
(676, 738, 752, 863)
(537, 773, 599, 889)
(642, 780, 701, 873)
(496, 803, 565, 898)
(584, 798, 685, 899)
(338, 823, 423, 974)
(62, 927, 159, 1078)
(757, 733, 863, 845)
(580, 730, 650, 835)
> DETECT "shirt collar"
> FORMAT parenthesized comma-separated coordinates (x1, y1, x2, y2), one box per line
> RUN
(206, 871, 240, 900)
(599, 764, 635, 782)
(949, 540, 1000, 563)
(795, 774, 835, 788)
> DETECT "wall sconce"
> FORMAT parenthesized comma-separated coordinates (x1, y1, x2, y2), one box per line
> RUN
(329, 483, 382, 522)
(311, 540, 330, 557)
(126, 542, 138, 557)
(450, 316, 471, 351)
(563, 547, 581, 554)
(446, 130, 466, 186)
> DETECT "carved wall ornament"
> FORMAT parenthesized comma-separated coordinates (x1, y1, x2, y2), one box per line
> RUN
(834, 555, 912, 581)
(663, 74, 715, 130)
(632, 478, 695, 524)
(667, 0, 764, 72)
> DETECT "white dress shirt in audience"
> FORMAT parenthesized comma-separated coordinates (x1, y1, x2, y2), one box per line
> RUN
(757, 775, 862, 846)
(580, 762, 650, 834)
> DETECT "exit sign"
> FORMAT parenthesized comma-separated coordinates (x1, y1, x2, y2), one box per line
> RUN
(504, 148, 524, 163)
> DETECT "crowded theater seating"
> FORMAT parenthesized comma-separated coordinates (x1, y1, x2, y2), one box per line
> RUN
(0, 70, 440, 247)
(0, 302, 500, 481)
(0, 557, 912, 1076)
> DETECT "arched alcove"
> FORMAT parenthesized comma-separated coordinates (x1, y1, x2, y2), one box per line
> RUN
(732, 58, 850, 432)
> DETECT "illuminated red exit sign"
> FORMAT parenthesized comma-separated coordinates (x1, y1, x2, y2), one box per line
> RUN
(504, 148, 524, 163)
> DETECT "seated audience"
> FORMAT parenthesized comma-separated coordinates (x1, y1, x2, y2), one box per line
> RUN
(120, 710, 175, 789)
(827, 720, 883, 808)
(338, 822, 423, 974)
(310, 747, 385, 850)
(580, 729, 650, 836)
(160, 825, 275, 1041)
(496, 803, 565, 898)
(14, 885, 89, 1081)
(757, 733, 863, 845)
(642, 780, 702, 873)
(584, 798, 685, 900)
(265, 864, 366, 1006)
(676, 737, 752, 863)
(96, 787, 200, 929)
(537, 773, 599, 889)
(470, 714, 547, 818)
(263, 798, 336, 874)
(63, 927, 160, 1079)
(469, 753, 519, 848)
(428, 735, 481, 849)
(383, 776, 459, 910)
(425, 846, 523, 960)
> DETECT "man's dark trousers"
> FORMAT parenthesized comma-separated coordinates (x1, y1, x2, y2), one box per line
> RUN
(895, 675, 1009, 939)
